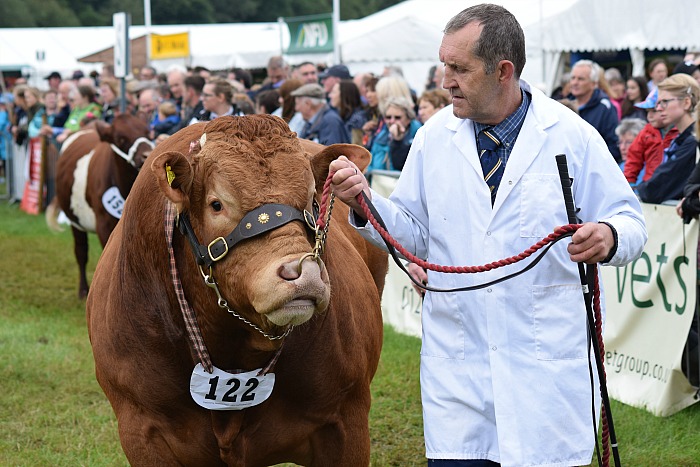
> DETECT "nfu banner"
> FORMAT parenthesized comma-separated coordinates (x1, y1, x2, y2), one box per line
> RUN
(284, 13, 334, 55)
(601, 203, 698, 416)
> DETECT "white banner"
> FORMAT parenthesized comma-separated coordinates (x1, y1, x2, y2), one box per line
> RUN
(601, 203, 698, 416)
(372, 175, 699, 416)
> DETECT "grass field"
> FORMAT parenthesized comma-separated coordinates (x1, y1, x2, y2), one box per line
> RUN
(1, 196, 699, 466)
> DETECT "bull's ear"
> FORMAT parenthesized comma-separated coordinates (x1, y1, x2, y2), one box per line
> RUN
(94, 120, 113, 143)
(150, 150, 193, 212)
(309, 143, 372, 194)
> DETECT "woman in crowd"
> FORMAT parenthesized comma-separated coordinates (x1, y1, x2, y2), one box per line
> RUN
(416, 89, 450, 123)
(275, 78, 305, 135)
(647, 58, 669, 93)
(636, 73, 700, 203)
(361, 76, 380, 148)
(384, 96, 422, 171)
(99, 78, 120, 124)
(615, 118, 646, 180)
(329, 79, 366, 145)
(603, 67, 624, 120)
(20, 87, 46, 139)
(365, 75, 413, 172)
(621, 76, 649, 121)
(56, 85, 101, 144)
(255, 89, 280, 115)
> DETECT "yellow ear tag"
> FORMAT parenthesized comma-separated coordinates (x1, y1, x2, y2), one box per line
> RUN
(166, 164, 176, 187)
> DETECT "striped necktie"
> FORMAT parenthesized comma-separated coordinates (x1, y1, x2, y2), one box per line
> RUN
(478, 128, 503, 204)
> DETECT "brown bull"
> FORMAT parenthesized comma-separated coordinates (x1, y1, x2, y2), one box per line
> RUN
(86, 115, 388, 466)
(46, 114, 153, 298)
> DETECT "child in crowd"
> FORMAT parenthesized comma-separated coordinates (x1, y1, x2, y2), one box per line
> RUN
(150, 101, 179, 138)
(623, 88, 679, 185)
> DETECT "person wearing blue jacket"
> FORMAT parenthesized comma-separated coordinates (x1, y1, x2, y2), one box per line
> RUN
(569, 59, 622, 162)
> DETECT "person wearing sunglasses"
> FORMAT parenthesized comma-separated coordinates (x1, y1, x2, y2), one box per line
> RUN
(635, 73, 700, 204)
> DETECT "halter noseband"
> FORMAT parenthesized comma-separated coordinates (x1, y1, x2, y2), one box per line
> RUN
(177, 202, 319, 270)
(111, 137, 155, 168)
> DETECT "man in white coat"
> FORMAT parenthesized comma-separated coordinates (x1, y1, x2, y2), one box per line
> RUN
(329, 4, 647, 467)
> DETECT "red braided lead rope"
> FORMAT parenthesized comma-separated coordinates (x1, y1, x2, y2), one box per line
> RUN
(319, 169, 611, 467)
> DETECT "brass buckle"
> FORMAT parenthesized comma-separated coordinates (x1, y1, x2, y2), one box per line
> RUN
(207, 237, 229, 262)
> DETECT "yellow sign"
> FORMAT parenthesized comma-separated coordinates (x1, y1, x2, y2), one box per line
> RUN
(150, 32, 189, 60)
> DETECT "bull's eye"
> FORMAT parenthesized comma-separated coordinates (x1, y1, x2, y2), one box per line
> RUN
(211, 201, 223, 212)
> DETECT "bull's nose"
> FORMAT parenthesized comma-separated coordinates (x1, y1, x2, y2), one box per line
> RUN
(279, 256, 322, 282)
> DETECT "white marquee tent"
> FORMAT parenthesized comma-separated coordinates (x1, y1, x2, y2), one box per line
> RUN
(0, 0, 578, 94)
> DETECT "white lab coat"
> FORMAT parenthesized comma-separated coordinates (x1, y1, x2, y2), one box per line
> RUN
(355, 81, 647, 466)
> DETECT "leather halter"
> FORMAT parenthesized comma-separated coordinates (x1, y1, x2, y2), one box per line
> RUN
(177, 202, 319, 270)
(110, 137, 155, 168)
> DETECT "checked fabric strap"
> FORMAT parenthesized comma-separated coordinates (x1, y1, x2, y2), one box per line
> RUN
(478, 128, 503, 205)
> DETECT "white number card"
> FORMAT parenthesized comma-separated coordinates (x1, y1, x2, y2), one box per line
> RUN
(101, 186, 125, 219)
(190, 363, 275, 411)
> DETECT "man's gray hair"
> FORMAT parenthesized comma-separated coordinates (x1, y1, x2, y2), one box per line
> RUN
(573, 59, 601, 83)
(615, 118, 646, 138)
(443, 4, 526, 77)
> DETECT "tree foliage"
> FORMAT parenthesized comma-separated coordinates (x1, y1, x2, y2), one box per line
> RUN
(0, 0, 406, 27)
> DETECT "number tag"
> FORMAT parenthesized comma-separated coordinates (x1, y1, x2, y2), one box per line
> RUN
(101, 186, 125, 219)
(190, 363, 275, 411)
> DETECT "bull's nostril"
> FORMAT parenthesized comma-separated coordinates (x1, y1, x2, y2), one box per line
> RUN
(279, 260, 302, 281)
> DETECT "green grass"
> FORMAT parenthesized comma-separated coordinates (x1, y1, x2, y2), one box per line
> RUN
(1, 197, 699, 466)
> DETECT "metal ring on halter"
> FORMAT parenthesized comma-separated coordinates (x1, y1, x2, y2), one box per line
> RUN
(297, 252, 317, 275)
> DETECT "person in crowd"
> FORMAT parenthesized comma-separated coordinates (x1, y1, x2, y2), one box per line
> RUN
(292, 83, 349, 145)
(620, 76, 649, 121)
(256, 56, 289, 96)
(319, 64, 352, 95)
(549, 71, 571, 100)
(603, 67, 624, 119)
(53, 80, 74, 128)
(166, 65, 187, 110)
(10, 85, 28, 146)
(623, 88, 678, 185)
(329, 79, 366, 145)
(635, 73, 700, 203)
(229, 67, 253, 90)
(38, 90, 64, 139)
(192, 66, 211, 81)
(44, 71, 62, 92)
(56, 85, 101, 144)
(366, 75, 414, 172)
(615, 118, 646, 175)
(432, 62, 445, 90)
(672, 61, 700, 86)
(384, 96, 422, 171)
(17, 87, 45, 139)
(98, 78, 120, 124)
(136, 87, 161, 126)
(169, 75, 205, 132)
(0, 94, 9, 182)
(275, 78, 305, 135)
(139, 65, 158, 82)
(151, 101, 180, 138)
(417, 89, 450, 124)
(353, 72, 373, 105)
(294, 61, 319, 85)
(328, 4, 646, 465)
(569, 59, 621, 162)
(647, 58, 669, 93)
(361, 76, 381, 148)
(191, 77, 238, 123)
(255, 89, 280, 115)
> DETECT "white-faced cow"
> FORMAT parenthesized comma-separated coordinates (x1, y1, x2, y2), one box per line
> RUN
(86, 115, 387, 466)
(46, 114, 154, 298)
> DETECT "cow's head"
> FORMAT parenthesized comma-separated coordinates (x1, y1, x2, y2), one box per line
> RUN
(150, 115, 368, 336)
(95, 114, 154, 169)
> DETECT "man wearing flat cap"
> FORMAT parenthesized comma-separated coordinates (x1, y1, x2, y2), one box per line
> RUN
(320, 64, 352, 95)
(292, 83, 349, 145)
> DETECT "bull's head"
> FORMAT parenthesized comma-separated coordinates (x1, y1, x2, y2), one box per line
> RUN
(95, 114, 154, 169)
(149, 116, 369, 336)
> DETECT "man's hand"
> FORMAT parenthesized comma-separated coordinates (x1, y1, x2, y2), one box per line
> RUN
(328, 155, 371, 221)
(567, 222, 615, 264)
(407, 263, 428, 297)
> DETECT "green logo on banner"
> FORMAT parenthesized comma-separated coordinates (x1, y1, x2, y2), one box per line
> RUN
(285, 14, 334, 55)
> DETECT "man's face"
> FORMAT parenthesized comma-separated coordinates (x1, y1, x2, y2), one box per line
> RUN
(202, 83, 221, 112)
(298, 64, 318, 84)
(439, 23, 501, 123)
(295, 96, 313, 119)
(168, 72, 185, 99)
(138, 91, 158, 115)
(569, 65, 596, 100)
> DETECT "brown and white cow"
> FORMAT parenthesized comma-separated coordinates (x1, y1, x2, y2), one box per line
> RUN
(86, 115, 387, 466)
(46, 114, 153, 298)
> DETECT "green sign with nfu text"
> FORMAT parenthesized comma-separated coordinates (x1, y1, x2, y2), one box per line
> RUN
(285, 13, 334, 55)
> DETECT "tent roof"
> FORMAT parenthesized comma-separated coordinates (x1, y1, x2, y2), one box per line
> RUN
(536, 0, 700, 53)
